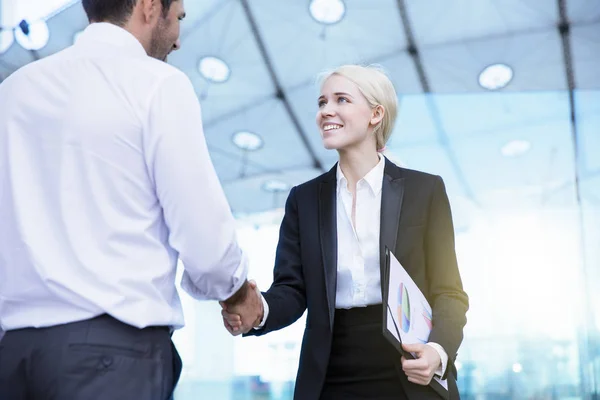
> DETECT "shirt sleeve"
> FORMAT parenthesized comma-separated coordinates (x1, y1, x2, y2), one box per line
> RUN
(426, 342, 448, 378)
(254, 293, 270, 329)
(143, 71, 248, 301)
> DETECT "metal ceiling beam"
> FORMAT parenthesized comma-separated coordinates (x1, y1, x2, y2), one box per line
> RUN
(558, 0, 582, 192)
(395, 0, 477, 203)
(239, 0, 324, 172)
(396, 0, 429, 92)
(557, 1, 598, 397)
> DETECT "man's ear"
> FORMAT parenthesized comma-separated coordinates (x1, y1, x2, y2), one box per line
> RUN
(139, 0, 160, 23)
(371, 104, 385, 126)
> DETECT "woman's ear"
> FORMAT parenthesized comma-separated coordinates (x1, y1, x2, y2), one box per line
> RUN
(371, 105, 385, 126)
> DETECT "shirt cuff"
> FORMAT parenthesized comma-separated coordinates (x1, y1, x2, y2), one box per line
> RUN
(180, 251, 249, 301)
(254, 293, 269, 329)
(426, 342, 448, 378)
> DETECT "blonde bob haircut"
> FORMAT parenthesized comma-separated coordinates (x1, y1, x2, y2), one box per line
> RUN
(318, 64, 398, 150)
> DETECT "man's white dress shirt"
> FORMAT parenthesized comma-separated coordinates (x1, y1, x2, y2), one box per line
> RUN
(0, 23, 248, 332)
(259, 155, 448, 376)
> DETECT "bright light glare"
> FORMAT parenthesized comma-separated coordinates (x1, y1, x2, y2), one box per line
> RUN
(455, 211, 583, 339)
(512, 363, 523, 373)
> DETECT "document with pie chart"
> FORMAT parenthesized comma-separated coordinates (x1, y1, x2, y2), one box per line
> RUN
(382, 247, 449, 396)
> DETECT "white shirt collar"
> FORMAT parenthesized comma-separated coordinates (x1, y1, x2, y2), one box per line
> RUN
(336, 154, 386, 196)
(76, 22, 147, 58)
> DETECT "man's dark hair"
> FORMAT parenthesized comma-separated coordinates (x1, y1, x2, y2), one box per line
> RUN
(82, 0, 175, 26)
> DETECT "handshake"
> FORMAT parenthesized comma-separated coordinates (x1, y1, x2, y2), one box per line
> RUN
(220, 280, 264, 336)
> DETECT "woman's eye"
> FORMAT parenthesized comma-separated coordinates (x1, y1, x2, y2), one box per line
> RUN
(338, 97, 348, 103)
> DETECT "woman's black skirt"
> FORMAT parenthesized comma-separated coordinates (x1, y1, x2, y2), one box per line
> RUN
(320, 304, 408, 400)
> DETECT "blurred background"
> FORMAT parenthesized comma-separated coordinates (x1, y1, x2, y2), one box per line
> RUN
(1, 0, 599, 398)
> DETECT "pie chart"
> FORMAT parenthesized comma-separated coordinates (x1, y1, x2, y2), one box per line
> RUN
(397, 282, 411, 333)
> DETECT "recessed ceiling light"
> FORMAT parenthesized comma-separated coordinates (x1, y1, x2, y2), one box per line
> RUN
(501, 139, 531, 157)
(512, 363, 523, 374)
(309, 0, 346, 25)
(15, 20, 49, 51)
(0, 29, 14, 54)
(478, 63, 513, 90)
(262, 180, 289, 193)
(232, 131, 263, 151)
(198, 56, 230, 83)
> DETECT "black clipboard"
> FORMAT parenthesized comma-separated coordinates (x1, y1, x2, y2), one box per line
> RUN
(382, 246, 449, 400)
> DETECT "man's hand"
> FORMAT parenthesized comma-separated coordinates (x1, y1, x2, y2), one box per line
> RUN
(400, 343, 441, 385)
(219, 280, 263, 336)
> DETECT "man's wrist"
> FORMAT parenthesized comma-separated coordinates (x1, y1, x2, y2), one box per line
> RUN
(223, 280, 249, 307)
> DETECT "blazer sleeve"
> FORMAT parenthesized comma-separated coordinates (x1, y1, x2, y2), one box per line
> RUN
(245, 186, 307, 336)
(425, 176, 469, 378)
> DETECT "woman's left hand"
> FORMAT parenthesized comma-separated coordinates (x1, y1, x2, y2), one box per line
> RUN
(400, 343, 441, 385)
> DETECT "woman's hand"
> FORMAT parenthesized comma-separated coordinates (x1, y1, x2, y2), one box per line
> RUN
(400, 343, 442, 385)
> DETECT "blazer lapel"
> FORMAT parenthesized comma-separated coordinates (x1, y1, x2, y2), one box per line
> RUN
(319, 166, 337, 331)
(379, 159, 405, 299)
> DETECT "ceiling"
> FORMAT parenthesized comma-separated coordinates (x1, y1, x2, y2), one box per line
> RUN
(0, 0, 598, 222)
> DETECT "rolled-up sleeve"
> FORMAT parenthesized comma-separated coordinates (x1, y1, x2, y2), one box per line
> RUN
(143, 71, 248, 301)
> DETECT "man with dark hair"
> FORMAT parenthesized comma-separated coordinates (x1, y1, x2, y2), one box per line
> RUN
(80, 0, 181, 61)
(81, 0, 176, 32)
(0, 0, 263, 399)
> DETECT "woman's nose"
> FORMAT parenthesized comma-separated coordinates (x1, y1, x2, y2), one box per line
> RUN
(321, 104, 335, 117)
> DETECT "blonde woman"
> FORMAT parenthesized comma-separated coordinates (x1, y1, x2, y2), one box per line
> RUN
(222, 65, 469, 400)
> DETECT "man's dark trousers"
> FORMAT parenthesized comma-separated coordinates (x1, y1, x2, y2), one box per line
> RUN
(0, 314, 182, 400)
